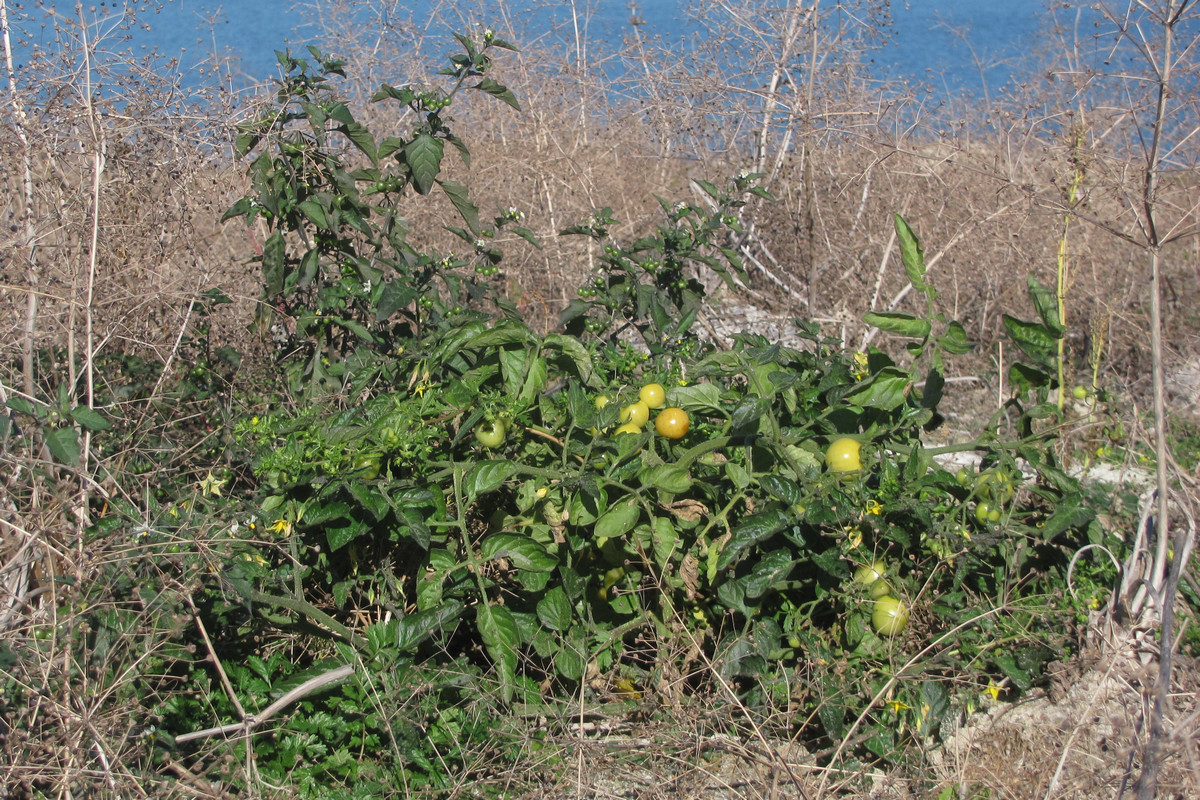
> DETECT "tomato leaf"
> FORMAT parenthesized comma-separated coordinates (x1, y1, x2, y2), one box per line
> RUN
(844, 366, 911, 411)
(760, 474, 801, 506)
(465, 460, 517, 502)
(1027, 274, 1064, 337)
(862, 311, 931, 339)
(536, 586, 572, 632)
(639, 464, 692, 495)
(670, 382, 724, 414)
(481, 533, 557, 572)
(395, 601, 463, 652)
(938, 320, 973, 354)
(717, 509, 790, 570)
(894, 213, 929, 294)
(476, 603, 519, 704)
(1003, 315, 1057, 361)
(595, 498, 640, 542)
(474, 78, 521, 111)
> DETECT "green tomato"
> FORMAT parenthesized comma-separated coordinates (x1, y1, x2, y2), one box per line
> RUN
(620, 400, 651, 427)
(475, 420, 506, 448)
(975, 502, 1002, 524)
(352, 455, 381, 480)
(1072, 385, 1089, 400)
(871, 596, 910, 636)
(854, 560, 893, 599)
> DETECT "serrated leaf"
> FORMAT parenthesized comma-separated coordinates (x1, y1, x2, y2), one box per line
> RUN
(45, 427, 80, 466)
(863, 311, 931, 339)
(536, 586, 572, 632)
(481, 534, 558, 572)
(395, 601, 463, 652)
(1040, 493, 1093, 539)
(70, 405, 110, 431)
(405, 134, 443, 195)
(474, 78, 521, 110)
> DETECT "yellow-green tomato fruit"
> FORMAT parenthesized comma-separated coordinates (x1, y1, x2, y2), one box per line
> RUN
(825, 437, 862, 472)
(654, 407, 690, 439)
(639, 383, 667, 409)
(1072, 385, 1089, 400)
(871, 596, 910, 636)
(854, 560, 892, 599)
(620, 400, 650, 427)
(614, 422, 643, 435)
(594, 394, 611, 410)
(475, 420, 506, 448)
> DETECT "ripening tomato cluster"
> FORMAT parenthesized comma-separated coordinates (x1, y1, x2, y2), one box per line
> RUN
(598, 383, 690, 440)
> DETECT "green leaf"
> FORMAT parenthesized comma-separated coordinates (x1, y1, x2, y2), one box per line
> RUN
(1040, 493, 1094, 540)
(325, 519, 366, 552)
(297, 247, 320, 288)
(477, 603, 519, 704)
(918, 680, 951, 738)
(862, 311, 931, 339)
(6, 397, 37, 416)
(717, 509, 790, 570)
(894, 214, 929, 294)
(1027, 275, 1064, 337)
(474, 78, 521, 110)
(45, 427, 80, 466)
(341, 121, 378, 163)
(405, 134, 443, 195)
(262, 230, 285, 297)
(731, 396, 770, 432)
(760, 474, 801, 506)
(1009, 362, 1052, 394)
(536, 586, 572, 632)
(1003, 315, 1057, 361)
(395, 601, 463, 652)
(346, 482, 389, 521)
(481, 534, 558, 572)
(298, 199, 330, 230)
(70, 405, 110, 431)
(937, 320, 973, 354)
(595, 498, 640, 542)
(994, 652, 1032, 692)
(376, 280, 416, 321)
(639, 464, 693, 494)
(844, 366, 911, 411)
(437, 179, 480, 234)
(464, 460, 517, 502)
(670, 382, 724, 414)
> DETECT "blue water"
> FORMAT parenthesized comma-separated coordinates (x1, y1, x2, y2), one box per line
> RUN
(9, 0, 1060, 96)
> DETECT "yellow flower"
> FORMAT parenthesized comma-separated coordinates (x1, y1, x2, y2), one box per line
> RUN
(865, 500, 882, 516)
(851, 351, 870, 380)
(536, 487, 548, 499)
(269, 519, 293, 537)
(251, 416, 260, 425)
(983, 681, 1002, 702)
(887, 700, 911, 713)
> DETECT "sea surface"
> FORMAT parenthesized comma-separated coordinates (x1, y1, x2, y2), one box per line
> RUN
(8, 0, 1066, 96)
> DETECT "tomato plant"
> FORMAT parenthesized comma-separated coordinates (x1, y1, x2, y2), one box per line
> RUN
(620, 400, 650, 427)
